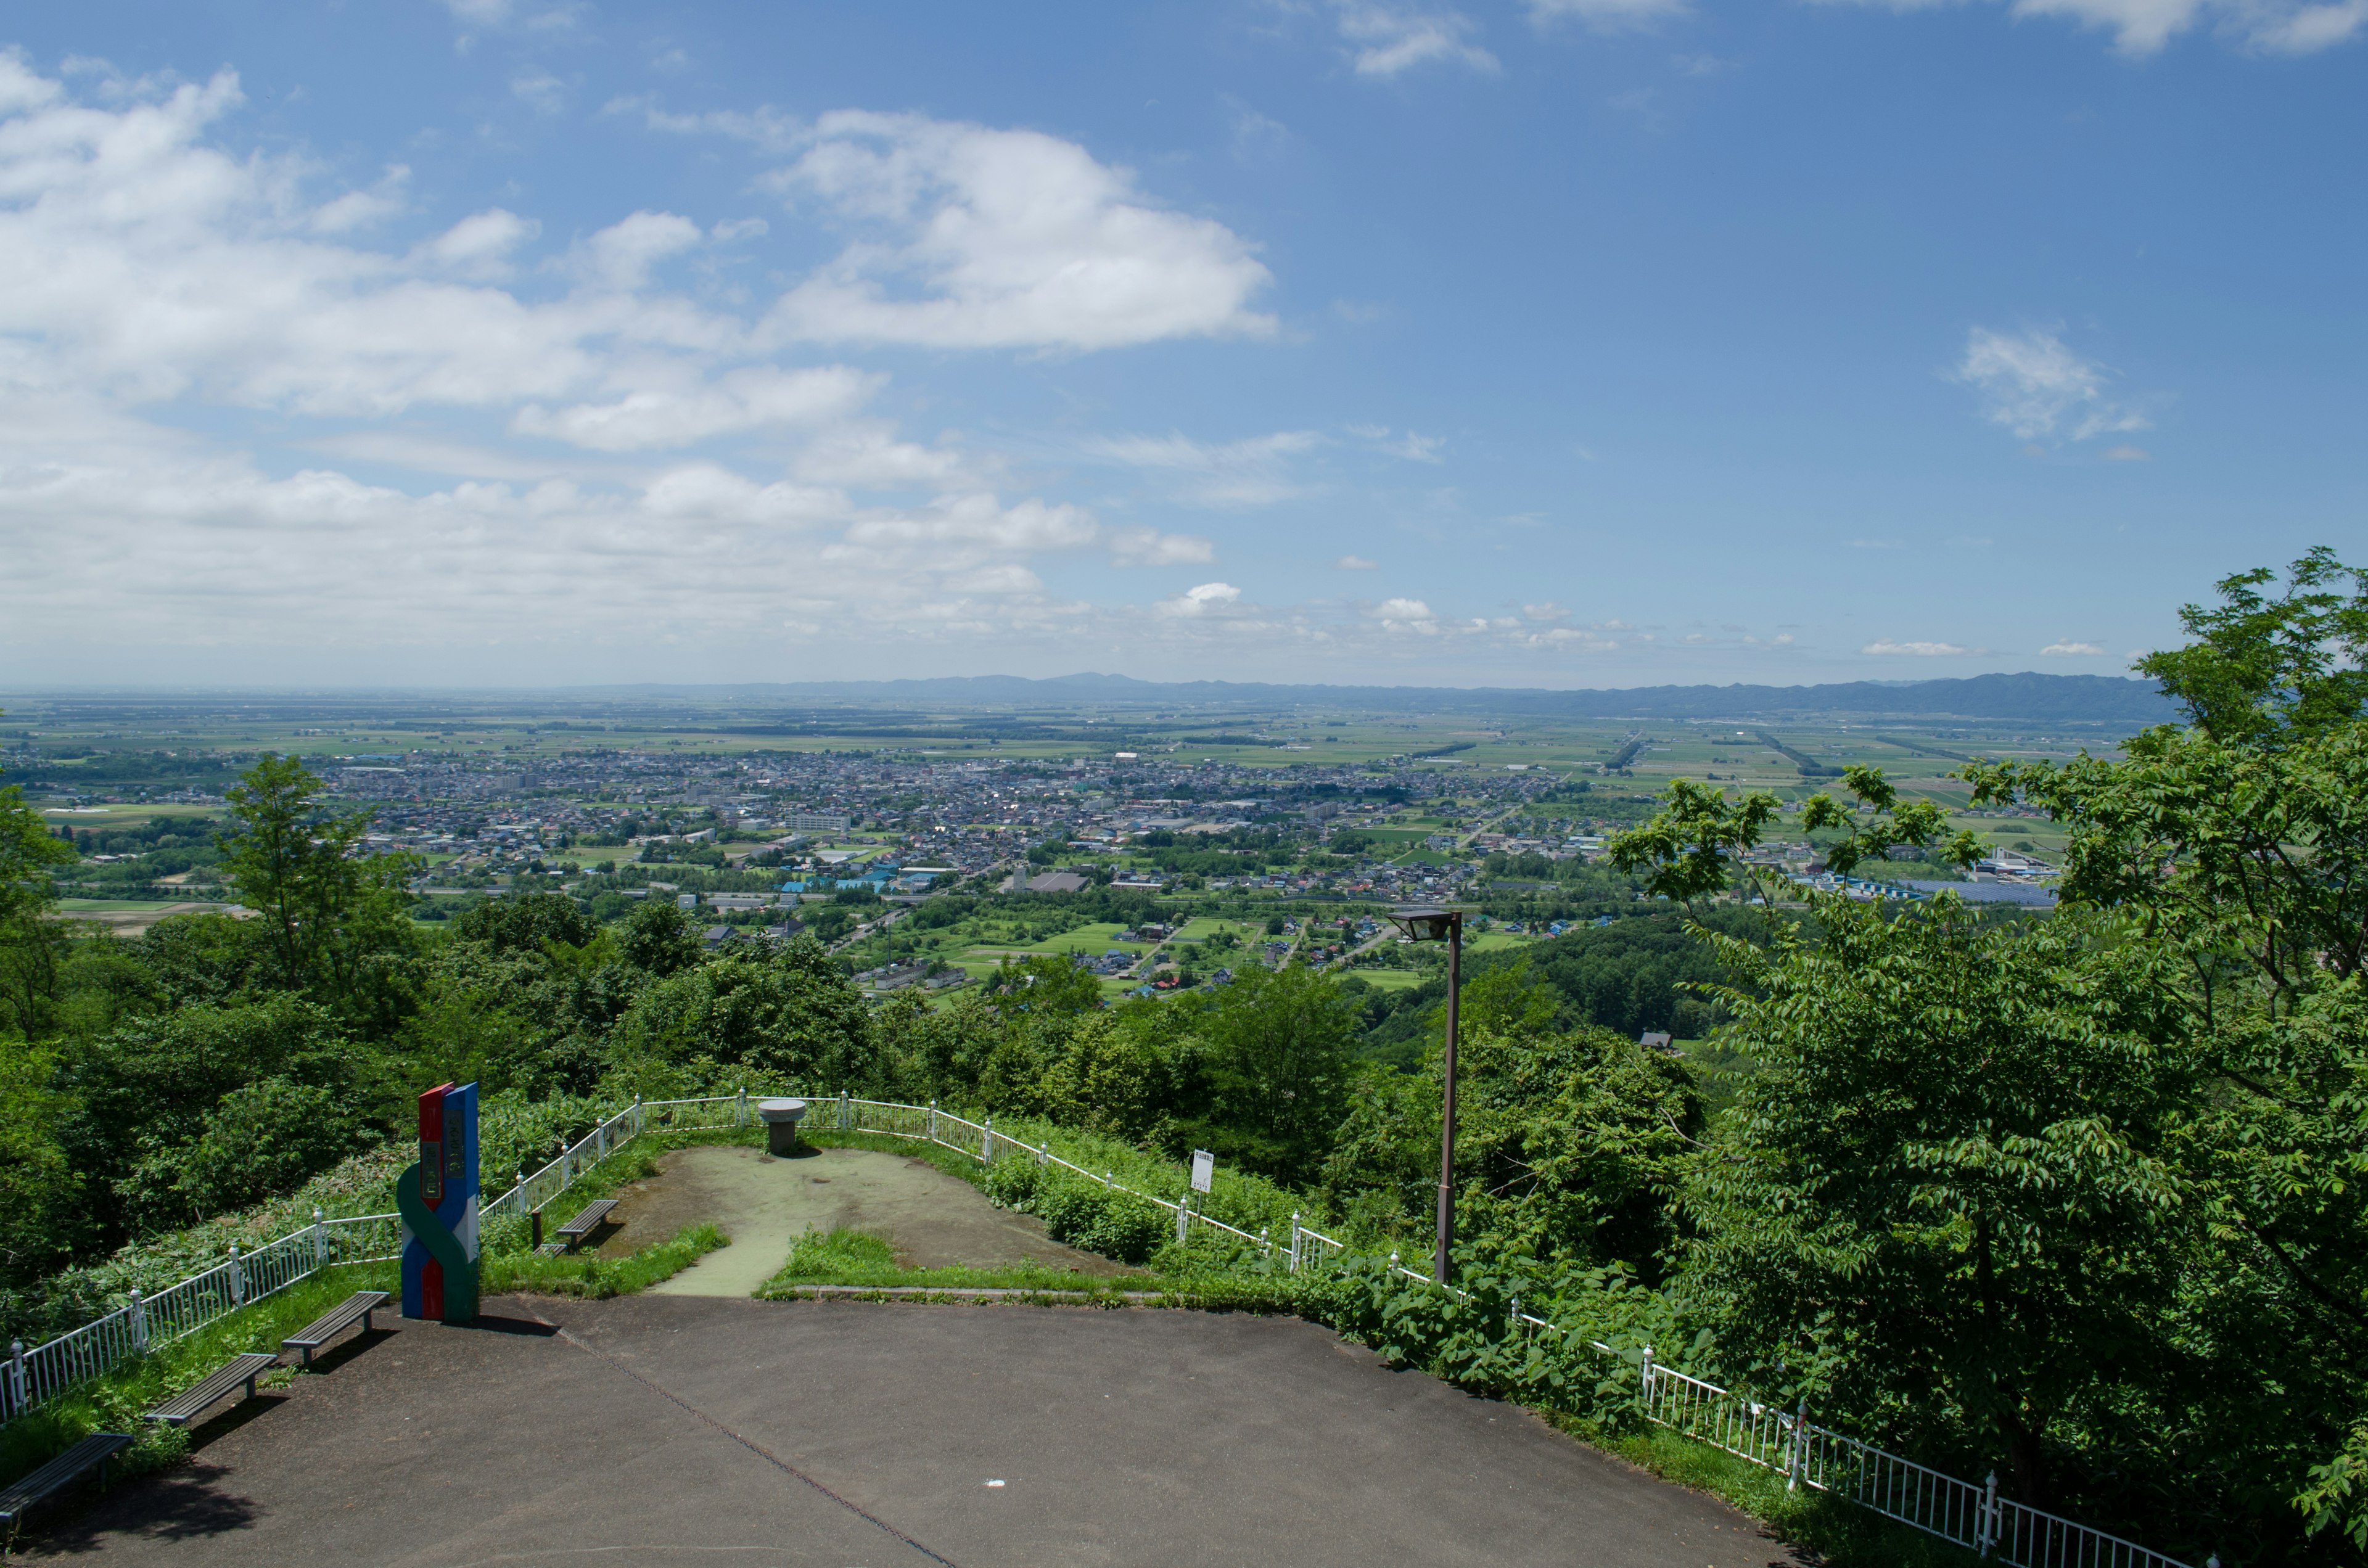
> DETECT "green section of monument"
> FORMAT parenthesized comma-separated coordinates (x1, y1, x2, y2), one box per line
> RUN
(396, 1162, 479, 1323)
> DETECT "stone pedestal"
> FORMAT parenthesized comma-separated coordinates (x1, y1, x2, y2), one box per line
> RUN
(757, 1098, 808, 1157)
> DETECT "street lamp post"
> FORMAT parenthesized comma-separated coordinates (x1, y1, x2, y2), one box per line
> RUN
(1387, 906, 1463, 1286)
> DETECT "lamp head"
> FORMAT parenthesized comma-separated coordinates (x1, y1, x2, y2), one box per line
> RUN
(1386, 906, 1459, 942)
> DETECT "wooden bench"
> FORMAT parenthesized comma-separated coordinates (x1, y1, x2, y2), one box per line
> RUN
(281, 1291, 388, 1366)
(143, 1352, 279, 1429)
(0, 1432, 133, 1548)
(553, 1198, 619, 1252)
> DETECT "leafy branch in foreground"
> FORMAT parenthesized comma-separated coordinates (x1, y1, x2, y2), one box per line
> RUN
(1606, 765, 1980, 927)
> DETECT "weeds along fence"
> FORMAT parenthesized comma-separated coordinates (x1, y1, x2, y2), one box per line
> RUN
(1, 1091, 2207, 1568)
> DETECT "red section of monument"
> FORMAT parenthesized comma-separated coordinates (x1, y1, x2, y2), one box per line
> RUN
(421, 1258, 443, 1319)
(419, 1082, 453, 1207)
(419, 1083, 453, 1142)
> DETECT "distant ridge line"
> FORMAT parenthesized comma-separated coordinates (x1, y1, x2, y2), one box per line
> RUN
(1, 672, 2175, 724)
(574, 671, 2174, 723)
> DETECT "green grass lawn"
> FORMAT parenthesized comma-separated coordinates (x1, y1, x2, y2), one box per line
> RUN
(1349, 967, 1429, 991)
(759, 1226, 1162, 1295)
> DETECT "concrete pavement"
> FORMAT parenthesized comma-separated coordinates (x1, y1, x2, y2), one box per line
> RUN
(27, 1294, 1799, 1568)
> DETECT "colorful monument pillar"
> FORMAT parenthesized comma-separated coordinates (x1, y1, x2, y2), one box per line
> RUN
(398, 1080, 480, 1323)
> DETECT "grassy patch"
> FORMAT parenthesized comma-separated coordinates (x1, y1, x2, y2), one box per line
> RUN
(0, 1260, 397, 1494)
(483, 1224, 725, 1300)
(758, 1226, 1162, 1294)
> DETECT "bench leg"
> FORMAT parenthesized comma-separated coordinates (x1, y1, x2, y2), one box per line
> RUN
(244, 1374, 258, 1401)
(361, 1308, 374, 1334)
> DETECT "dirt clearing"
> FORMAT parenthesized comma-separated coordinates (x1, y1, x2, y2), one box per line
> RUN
(593, 1143, 1128, 1296)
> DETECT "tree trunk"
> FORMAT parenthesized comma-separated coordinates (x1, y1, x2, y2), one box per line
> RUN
(1975, 1210, 2049, 1508)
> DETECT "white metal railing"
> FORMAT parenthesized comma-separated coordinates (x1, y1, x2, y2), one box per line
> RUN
(1, 1212, 399, 1425)
(1626, 1351, 2198, 1568)
(0, 1089, 2208, 1568)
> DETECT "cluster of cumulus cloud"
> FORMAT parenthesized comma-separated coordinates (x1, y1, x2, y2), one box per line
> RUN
(0, 55, 1317, 672)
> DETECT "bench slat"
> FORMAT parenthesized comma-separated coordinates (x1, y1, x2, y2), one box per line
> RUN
(0, 1433, 134, 1526)
(282, 1291, 388, 1363)
(556, 1198, 618, 1236)
(145, 1352, 279, 1426)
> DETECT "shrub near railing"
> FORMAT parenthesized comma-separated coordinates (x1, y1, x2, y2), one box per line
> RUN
(981, 1158, 1169, 1265)
(1326, 1251, 1693, 1421)
(965, 1114, 1313, 1244)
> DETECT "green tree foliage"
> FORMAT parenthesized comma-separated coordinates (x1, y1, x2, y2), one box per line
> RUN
(1326, 964, 1696, 1272)
(175, 1077, 370, 1218)
(1684, 900, 2190, 1511)
(611, 937, 874, 1093)
(0, 755, 77, 1040)
(1171, 964, 1355, 1183)
(61, 995, 358, 1238)
(216, 753, 420, 1022)
(0, 1040, 76, 1280)
(1960, 551, 2368, 1555)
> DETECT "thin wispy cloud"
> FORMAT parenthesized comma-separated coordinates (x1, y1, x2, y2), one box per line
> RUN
(1526, 0, 1691, 30)
(1863, 638, 1969, 656)
(1083, 430, 1321, 508)
(1111, 527, 1217, 567)
(1821, 0, 2364, 55)
(1347, 424, 1446, 462)
(1955, 327, 2151, 443)
(1331, 2, 1500, 76)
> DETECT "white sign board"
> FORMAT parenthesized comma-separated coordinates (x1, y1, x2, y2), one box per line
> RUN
(1190, 1150, 1214, 1194)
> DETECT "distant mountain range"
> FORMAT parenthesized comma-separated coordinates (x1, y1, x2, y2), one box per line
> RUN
(594, 671, 2177, 724)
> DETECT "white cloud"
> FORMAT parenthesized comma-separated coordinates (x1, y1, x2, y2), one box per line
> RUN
(791, 423, 981, 490)
(1337, 554, 1379, 570)
(1111, 527, 1216, 567)
(1823, 0, 2363, 54)
(1084, 430, 1320, 508)
(1526, 0, 1691, 29)
(1862, 639, 1969, 655)
(0, 60, 1151, 673)
(442, 0, 575, 34)
(1157, 581, 1243, 617)
(511, 366, 881, 451)
(758, 110, 1275, 351)
(511, 72, 567, 115)
(2102, 445, 2150, 461)
(577, 210, 705, 290)
(417, 208, 539, 277)
(1346, 423, 1446, 462)
(1955, 327, 2150, 443)
(310, 166, 411, 234)
(1332, 2, 1502, 76)
(2040, 639, 2108, 655)
(1376, 596, 1437, 620)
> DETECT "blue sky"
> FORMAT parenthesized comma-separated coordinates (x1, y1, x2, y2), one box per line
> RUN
(0, 0, 2359, 689)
